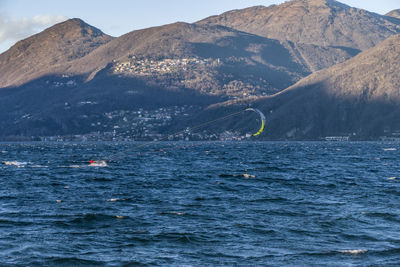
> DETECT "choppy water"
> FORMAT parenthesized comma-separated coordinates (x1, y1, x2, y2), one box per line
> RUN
(1, 141, 400, 266)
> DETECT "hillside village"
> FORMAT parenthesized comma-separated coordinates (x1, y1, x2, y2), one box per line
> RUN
(113, 56, 221, 76)
(112, 56, 272, 99)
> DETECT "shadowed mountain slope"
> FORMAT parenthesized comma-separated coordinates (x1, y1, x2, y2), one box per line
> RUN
(197, 34, 400, 140)
(0, 73, 221, 139)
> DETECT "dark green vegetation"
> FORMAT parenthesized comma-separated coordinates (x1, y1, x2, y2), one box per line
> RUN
(1, 0, 400, 140)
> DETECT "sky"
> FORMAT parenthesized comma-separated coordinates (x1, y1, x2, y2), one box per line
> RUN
(0, 0, 399, 53)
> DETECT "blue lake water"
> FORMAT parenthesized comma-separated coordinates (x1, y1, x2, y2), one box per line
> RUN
(1, 141, 400, 266)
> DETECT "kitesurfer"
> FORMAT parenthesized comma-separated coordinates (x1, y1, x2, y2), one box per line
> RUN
(89, 160, 107, 167)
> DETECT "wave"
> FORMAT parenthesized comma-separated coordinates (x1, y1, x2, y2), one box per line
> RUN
(219, 173, 256, 179)
(2, 161, 48, 168)
(383, 148, 397, 151)
(339, 249, 368, 255)
(53, 213, 129, 227)
(153, 232, 212, 244)
(2, 161, 29, 167)
(363, 211, 400, 222)
(284, 249, 369, 260)
(157, 211, 187, 216)
(64, 161, 108, 168)
(34, 257, 105, 266)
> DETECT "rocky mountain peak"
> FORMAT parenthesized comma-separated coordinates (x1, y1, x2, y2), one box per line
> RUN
(0, 18, 113, 87)
(197, 0, 400, 50)
(386, 9, 400, 19)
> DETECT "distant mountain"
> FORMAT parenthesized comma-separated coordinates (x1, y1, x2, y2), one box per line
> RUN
(386, 9, 400, 19)
(197, 34, 400, 140)
(0, 18, 113, 88)
(198, 0, 400, 50)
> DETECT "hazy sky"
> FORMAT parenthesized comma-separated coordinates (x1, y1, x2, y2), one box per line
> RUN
(0, 0, 398, 53)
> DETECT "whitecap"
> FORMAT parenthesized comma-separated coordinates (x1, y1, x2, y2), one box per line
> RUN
(171, 212, 185, 215)
(242, 173, 256, 179)
(339, 249, 368, 255)
(383, 148, 397, 151)
(2, 161, 29, 167)
(65, 162, 107, 168)
(108, 198, 130, 202)
(158, 211, 186, 216)
(31, 165, 47, 168)
(69, 165, 82, 168)
(2, 161, 48, 168)
(218, 173, 256, 179)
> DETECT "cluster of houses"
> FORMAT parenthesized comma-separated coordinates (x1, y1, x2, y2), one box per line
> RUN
(45, 79, 77, 88)
(39, 105, 249, 141)
(112, 57, 221, 76)
(222, 80, 272, 99)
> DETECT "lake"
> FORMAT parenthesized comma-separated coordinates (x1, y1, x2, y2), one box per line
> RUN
(1, 141, 399, 266)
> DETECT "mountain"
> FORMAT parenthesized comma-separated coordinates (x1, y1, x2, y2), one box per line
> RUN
(196, 34, 400, 140)
(0, 17, 359, 97)
(197, 0, 400, 50)
(71, 21, 355, 73)
(0, 19, 329, 140)
(0, 21, 304, 139)
(71, 21, 359, 97)
(0, 18, 113, 88)
(386, 9, 400, 19)
(0, 21, 319, 139)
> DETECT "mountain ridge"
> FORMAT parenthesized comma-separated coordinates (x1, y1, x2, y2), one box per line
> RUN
(197, 0, 400, 50)
(0, 18, 113, 88)
(386, 9, 400, 19)
(0, 18, 360, 96)
(66, 21, 364, 97)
